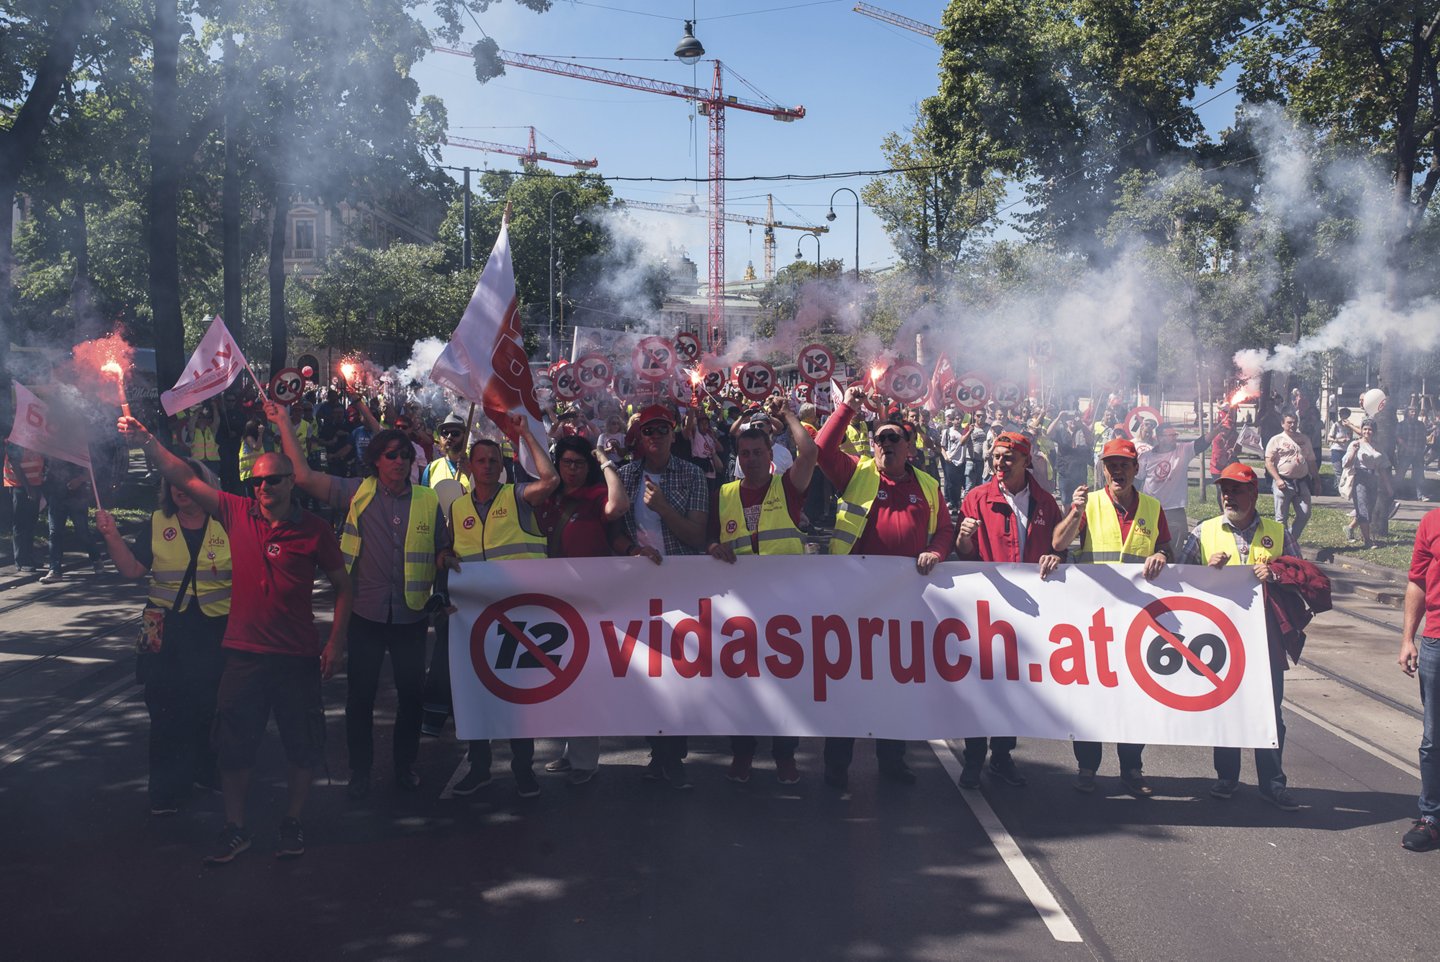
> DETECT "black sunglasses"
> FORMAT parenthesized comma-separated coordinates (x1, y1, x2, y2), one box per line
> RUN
(440, 428, 465, 437)
(640, 424, 672, 437)
(873, 432, 905, 445)
(381, 448, 414, 461)
(253, 473, 292, 486)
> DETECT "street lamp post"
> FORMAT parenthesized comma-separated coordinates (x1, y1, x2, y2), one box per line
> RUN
(796, 231, 821, 265)
(826, 187, 861, 279)
(548, 189, 574, 363)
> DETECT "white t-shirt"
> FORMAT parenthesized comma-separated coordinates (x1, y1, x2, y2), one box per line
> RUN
(1000, 482, 1031, 556)
(1137, 440, 1201, 510)
(634, 470, 668, 556)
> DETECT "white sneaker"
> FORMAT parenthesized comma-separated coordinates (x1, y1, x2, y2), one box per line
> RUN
(38, 570, 63, 584)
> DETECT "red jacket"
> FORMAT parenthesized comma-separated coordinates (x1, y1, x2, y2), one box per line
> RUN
(957, 473, 1064, 564)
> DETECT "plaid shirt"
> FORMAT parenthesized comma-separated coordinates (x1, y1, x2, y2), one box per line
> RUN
(618, 455, 709, 556)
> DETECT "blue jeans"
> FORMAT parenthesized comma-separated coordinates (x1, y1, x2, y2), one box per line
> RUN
(1419, 636, 1440, 820)
(1214, 645, 1287, 795)
(1273, 477, 1312, 541)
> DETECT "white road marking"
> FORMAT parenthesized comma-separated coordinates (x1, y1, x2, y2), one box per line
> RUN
(0, 675, 138, 770)
(1283, 700, 1422, 780)
(928, 739, 1083, 944)
(438, 758, 471, 800)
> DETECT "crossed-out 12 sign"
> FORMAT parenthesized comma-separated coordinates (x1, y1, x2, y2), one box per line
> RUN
(797, 343, 835, 384)
(1126, 405, 1162, 437)
(993, 379, 1024, 410)
(268, 367, 304, 406)
(575, 353, 613, 393)
(674, 331, 701, 362)
(952, 372, 990, 413)
(735, 360, 777, 401)
(702, 369, 725, 395)
(551, 362, 582, 401)
(884, 361, 927, 403)
(1123, 595, 1248, 714)
(469, 593, 590, 706)
(632, 336, 676, 382)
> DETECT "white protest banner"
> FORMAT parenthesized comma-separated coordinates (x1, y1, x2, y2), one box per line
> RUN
(447, 557, 1278, 748)
(160, 315, 252, 415)
(8, 382, 92, 468)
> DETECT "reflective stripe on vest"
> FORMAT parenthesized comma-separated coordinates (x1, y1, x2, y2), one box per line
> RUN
(1198, 515, 1285, 566)
(1075, 490, 1161, 564)
(450, 485, 546, 561)
(147, 512, 232, 616)
(829, 458, 941, 556)
(717, 474, 804, 555)
(841, 422, 868, 458)
(340, 478, 440, 611)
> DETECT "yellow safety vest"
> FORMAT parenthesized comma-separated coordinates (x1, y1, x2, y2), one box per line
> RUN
(1092, 422, 1109, 461)
(294, 419, 316, 453)
(191, 426, 219, 461)
(830, 457, 941, 555)
(238, 439, 262, 481)
(1075, 489, 1162, 564)
(339, 478, 439, 611)
(841, 421, 869, 458)
(1198, 515, 1284, 566)
(718, 474, 803, 556)
(147, 512, 232, 616)
(426, 457, 472, 492)
(450, 485, 546, 561)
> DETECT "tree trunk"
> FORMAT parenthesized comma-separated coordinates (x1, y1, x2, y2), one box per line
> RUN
(268, 184, 289, 374)
(222, 28, 243, 348)
(149, 0, 183, 442)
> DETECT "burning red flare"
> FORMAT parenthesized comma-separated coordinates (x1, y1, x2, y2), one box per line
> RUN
(340, 362, 357, 382)
(72, 332, 135, 410)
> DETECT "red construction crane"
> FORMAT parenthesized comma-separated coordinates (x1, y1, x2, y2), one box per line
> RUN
(853, 3, 939, 38)
(433, 44, 805, 351)
(447, 126, 598, 169)
(616, 194, 826, 281)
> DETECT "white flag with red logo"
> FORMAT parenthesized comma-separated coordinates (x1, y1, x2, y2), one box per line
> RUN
(160, 315, 250, 415)
(926, 353, 955, 414)
(430, 212, 547, 472)
(7, 382, 91, 468)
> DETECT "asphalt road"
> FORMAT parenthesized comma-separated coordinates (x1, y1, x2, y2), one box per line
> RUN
(0, 565, 1436, 962)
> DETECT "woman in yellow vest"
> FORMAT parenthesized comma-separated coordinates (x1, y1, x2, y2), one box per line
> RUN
(237, 420, 265, 494)
(95, 459, 231, 816)
(440, 420, 559, 799)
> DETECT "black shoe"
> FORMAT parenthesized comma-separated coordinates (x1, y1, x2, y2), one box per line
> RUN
(958, 761, 982, 790)
(1120, 768, 1154, 798)
(879, 760, 917, 785)
(346, 772, 371, 801)
(451, 765, 492, 796)
(823, 765, 849, 789)
(202, 822, 251, 866)
(149, 801, 179, 817)
(661, 759, 692, 791)
(988, 755, 1027, 787)
(1402, 817, 1439, 852)
(275, 816, 305, 859)
(516, 768, 541, 799)
(642, 758, 666, 782)
(394, 770, 421, 792)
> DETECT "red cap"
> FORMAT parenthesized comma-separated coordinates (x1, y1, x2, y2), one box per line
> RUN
(993, 431, 1031, 458)
(636, 404, 674, 428)
(1100, 438, 1138, 461)
(1217, 462, 1258, 485)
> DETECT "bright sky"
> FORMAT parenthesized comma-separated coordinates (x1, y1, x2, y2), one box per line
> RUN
(412, 1, 1242, 285)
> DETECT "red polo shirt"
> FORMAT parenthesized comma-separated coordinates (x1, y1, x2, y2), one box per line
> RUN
(215, 491, 344, 657)
(1408, 508, 1440, 632)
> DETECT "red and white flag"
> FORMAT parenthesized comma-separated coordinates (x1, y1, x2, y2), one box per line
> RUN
(926, 353, 955, 414)
(7, 382, 91, 468)
(431, 212, 547, 471)
(160, 315, 250, 415)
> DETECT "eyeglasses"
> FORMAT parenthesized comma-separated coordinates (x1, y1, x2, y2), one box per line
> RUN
(558, 457, 590, 468)
(873, 433, 905, 446)
(380, 448, 414, 461)
(640, 424, 672, 437)
(253, 473, 293, 487)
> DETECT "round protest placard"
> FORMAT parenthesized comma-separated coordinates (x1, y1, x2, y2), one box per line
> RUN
(470, 593, 590, 706)
(1124, 596, 1246, 713)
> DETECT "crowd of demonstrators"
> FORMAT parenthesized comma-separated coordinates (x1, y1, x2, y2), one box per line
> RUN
(89, 370, 1429, 864)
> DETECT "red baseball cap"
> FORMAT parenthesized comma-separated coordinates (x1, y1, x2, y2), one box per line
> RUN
(636, 404, 674, 428)
(1100, 438, 1138, 461)
(1217, 462, 1258, 485)
(993, 432, 1031, 458)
